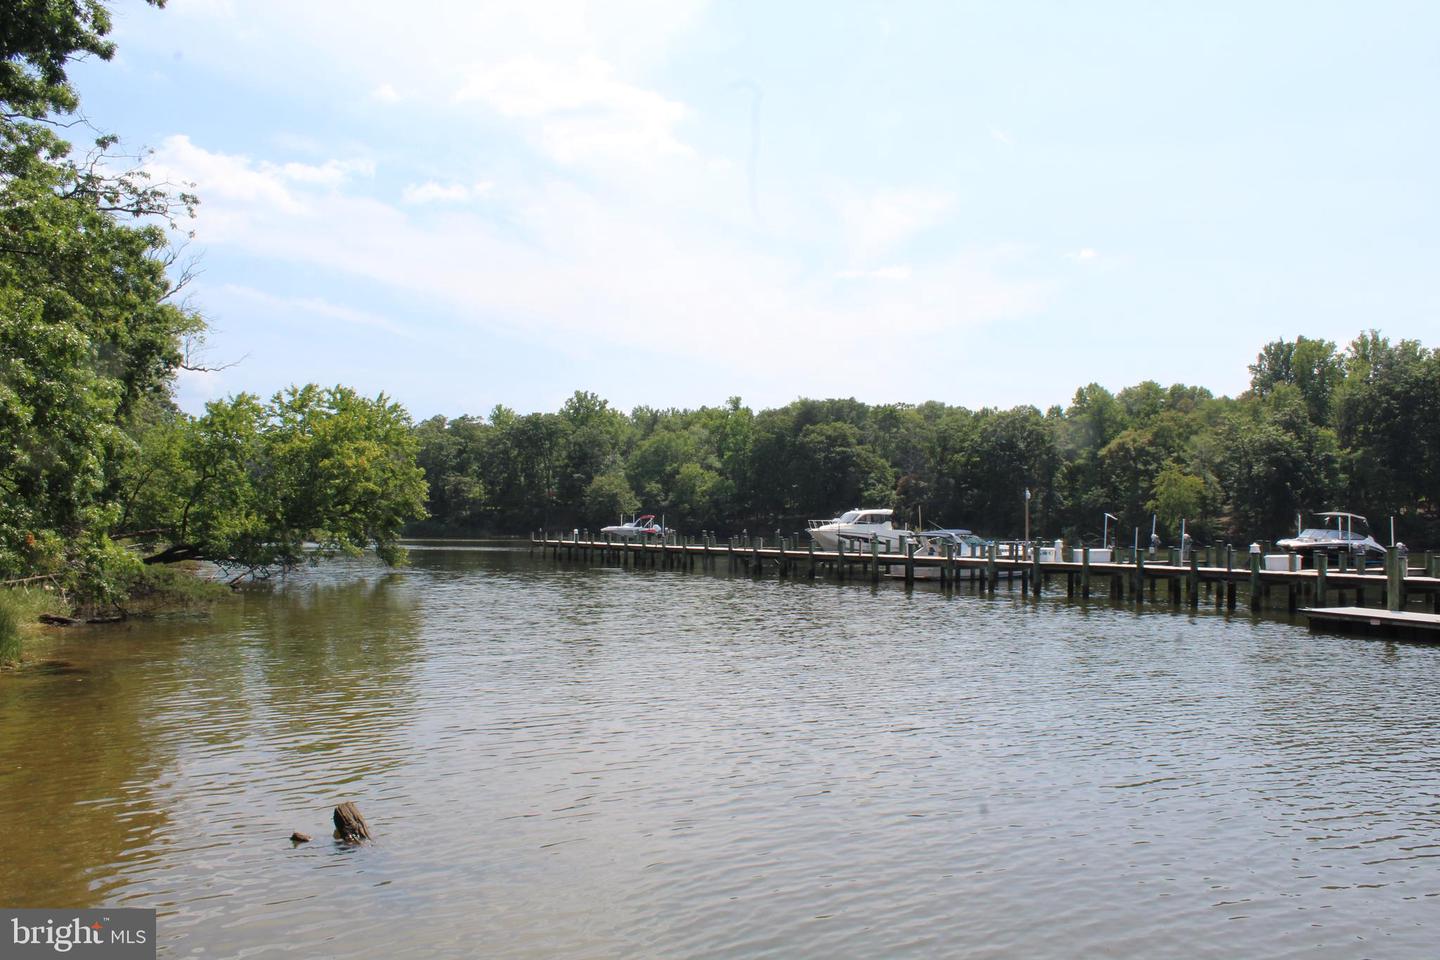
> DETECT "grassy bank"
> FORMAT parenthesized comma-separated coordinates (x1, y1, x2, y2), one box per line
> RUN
(0, 566, 229, 668)
(0, 587, 68, 667)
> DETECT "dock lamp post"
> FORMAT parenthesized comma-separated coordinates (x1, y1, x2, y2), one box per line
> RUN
(1024, 488, 1031, 542)
(1103, 512, 1119, 551)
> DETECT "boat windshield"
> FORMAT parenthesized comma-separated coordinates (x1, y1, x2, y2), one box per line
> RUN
(1299, 527, 1351, 540)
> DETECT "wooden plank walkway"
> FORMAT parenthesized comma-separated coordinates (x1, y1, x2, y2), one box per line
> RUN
(1302, 607, 1440, 641)
(534, 533, 1440, 616)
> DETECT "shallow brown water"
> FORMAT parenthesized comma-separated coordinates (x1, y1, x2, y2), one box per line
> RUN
(2, 543, 1439, 958)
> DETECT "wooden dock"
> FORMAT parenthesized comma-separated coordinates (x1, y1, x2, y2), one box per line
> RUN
(1301, 607, 1440, 641)
(533, 532, 1440, 616)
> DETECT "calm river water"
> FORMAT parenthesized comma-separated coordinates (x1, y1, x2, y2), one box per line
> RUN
(2, 542, 1438, 958)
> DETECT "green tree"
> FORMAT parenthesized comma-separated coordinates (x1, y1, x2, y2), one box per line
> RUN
(132, 387, 427, 576)
(0, 0, 200, 595)
(583, 470, 639, 525)
(1148, 463, 1206, 535)
(1248, 336, 1341, 423)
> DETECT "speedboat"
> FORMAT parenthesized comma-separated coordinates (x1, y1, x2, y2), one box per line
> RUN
(884, 529, 991, 579)
(601, 514, 665, 539)
(1275, 511, 1385, 564)
(807, 508, 911, 551)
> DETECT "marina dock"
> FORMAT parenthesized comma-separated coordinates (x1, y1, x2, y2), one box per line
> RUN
(1301, 607, 1440, 641)
(533, 532, 1440, 618)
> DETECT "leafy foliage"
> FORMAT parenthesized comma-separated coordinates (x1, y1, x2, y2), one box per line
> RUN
(124, 387, 429, 577)
(0, 0, 428, 605)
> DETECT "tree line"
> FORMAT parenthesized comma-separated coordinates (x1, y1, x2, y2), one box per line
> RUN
(411, 331, 1440, 549)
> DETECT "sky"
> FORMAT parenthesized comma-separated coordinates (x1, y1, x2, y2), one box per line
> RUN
(72, 0, 1439, 420)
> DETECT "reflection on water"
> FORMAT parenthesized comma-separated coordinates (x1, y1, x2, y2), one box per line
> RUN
(2, 545, 1439, 958)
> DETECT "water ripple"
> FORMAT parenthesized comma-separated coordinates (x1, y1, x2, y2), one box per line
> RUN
(1, 547, 1438, 958)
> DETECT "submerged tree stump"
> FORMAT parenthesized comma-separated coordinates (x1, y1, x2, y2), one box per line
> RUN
(333, 802, 372, 843)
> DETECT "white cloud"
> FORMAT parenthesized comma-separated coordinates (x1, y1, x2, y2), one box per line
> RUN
(454, 55, 692, 167)
(136, 2, 1052, 400)
(147, 135, 372, 222)
(174, 366, 226, 409)
(837, 187, 955, 266)
(1065, 247, 1101, 261)
(835, 266, 913, 281)
(218, 284, 415, 339)
(402, 180, 495, 205)
(156, 1, 709, 133)
(148, 139, 1045, 392)
(991, 128, 1015, 146)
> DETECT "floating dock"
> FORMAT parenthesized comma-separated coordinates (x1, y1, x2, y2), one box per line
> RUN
(534, 531, 1440, 616)
(1301, 607, 1440, 641)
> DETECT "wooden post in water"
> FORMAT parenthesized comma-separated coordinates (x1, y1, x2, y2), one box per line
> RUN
(1387, 546, 1404, 612)
(1081, 547, 1091, 599)
(986, 543, 998, 594)
(1188, 553, 1199, 609)
(1249, 553, 1262, 612)
(1134, 550, 1145, 606)
(871, 537, 881, 584)
(333, 802, 372, 843)
(1315, 553, 1327, 606)
(905, 538, 915, 585)
(807, 537, 816, 578)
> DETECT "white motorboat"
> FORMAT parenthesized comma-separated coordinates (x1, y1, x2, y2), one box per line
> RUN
(807, 508, 910, 551)
(601, 514, 666, 539)
(1275, 511, 1386, 564)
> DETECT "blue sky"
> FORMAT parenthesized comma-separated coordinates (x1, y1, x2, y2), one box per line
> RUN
(75, 0, 1438, 419)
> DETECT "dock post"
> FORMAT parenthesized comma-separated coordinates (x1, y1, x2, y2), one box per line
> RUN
(871, 537, 880, 583)
(1387, 546, 1404, 612)
(1249, 553, 1262, 612)
(807, 538, 816, 578)
(905, 539, 915, 585)
(1134, 551, 1145, 606)
(986, 543, 998, 594)
(1188, 553, 1199, 609)
(836, 538, 846, 581)
(1081, 547, 1091, 599)
(1315, 553, 1327, 606)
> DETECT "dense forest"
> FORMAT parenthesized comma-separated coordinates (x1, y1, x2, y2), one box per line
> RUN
(411, 331, 1440, 549)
